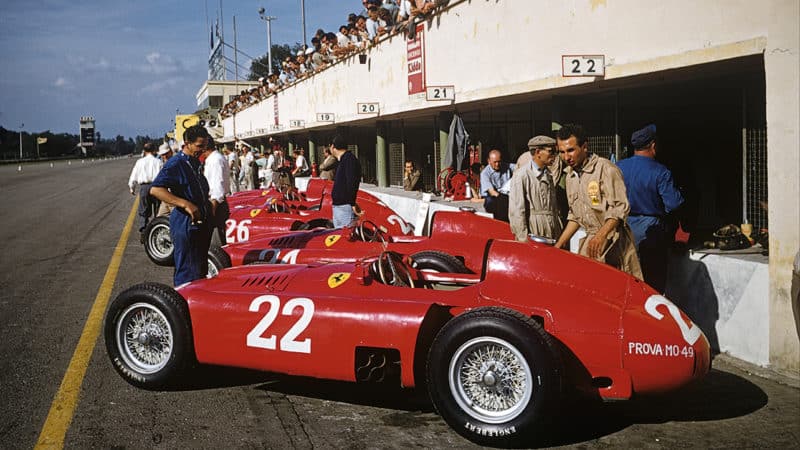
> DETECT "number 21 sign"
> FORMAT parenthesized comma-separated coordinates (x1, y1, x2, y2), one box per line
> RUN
(562, 55, 605, 77)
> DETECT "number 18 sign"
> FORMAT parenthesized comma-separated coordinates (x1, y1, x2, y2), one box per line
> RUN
(562, 55, 605, 77)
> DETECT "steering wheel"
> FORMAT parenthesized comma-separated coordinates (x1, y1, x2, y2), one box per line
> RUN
(376, 251, 415, 288)
(355, 220, 388, 245)
(284, 189, 298, 201)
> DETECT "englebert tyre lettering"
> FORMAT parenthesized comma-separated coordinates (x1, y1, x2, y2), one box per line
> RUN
(426, 307, 562, 446)
(104, 282, 194, 389)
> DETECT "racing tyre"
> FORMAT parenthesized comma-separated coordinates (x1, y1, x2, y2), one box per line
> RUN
(104, 282, 195, 389)
(143, 216, 173, 266)
(207, 245, 232, 278)
(410, 250, 470, 274)
(427, 307, 562, 447)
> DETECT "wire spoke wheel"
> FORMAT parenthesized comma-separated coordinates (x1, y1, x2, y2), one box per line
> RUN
(149, 223, 172, 259)
(116, 302, 173, 374)
(449, 336, 533, 424)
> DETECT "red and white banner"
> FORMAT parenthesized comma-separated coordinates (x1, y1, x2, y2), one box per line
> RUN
(407, 24, 426, 95)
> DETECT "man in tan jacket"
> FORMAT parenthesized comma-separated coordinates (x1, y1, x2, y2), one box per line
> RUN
(553, 124, 643, 278)
(509, 135, 562, 241)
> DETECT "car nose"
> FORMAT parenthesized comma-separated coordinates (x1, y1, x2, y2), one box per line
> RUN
(622, 292, 712, 395)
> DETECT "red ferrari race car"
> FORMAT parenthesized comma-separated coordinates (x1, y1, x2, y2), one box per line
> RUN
(105, 239, 711, 447)
(142, 182, 413, 266)
(206, 209, 515, 276)
(226, 178, 329, 209)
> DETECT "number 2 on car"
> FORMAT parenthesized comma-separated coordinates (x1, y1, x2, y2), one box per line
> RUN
(225, 219, 251, 243)
(247, 295, 315, 354)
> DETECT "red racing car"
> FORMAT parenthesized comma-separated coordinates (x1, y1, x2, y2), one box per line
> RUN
(206, 209, 515, 276)
(105, 239, 711, 447)
(143, 181, 413, 266)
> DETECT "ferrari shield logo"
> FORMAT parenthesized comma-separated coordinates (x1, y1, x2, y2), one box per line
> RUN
(261, 190, 269, 196)
(327, 272, 350, 288)
(324, 234, 341, 247)
(250, 209, 262, 218)
(587, 181, 601, 206)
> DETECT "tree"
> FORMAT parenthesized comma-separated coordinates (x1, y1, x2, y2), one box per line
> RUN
(248, 43, 304, 81)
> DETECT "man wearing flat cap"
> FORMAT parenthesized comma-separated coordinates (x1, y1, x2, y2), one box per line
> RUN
(509, 136, 563, 241)
(617, 124, 683, 292)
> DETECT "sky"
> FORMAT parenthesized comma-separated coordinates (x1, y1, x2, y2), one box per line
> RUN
(0, 0, 349, 138)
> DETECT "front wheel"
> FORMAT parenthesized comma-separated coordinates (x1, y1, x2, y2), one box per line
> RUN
(143, 216, 173, 266)
(207, 245, 232, 277)
(426, 307, 562, 446)
(104, 282, 195, 389)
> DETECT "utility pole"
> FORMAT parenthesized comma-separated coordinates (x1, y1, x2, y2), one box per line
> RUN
(259, 7, 277, 75)
(300, 0, 307, 49)
(19, 123, 23, 160)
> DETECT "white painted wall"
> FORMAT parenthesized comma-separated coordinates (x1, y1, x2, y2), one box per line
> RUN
(224, 0, 778, 138)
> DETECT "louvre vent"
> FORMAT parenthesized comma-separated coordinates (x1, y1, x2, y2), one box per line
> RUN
(240, 273, 292, 291)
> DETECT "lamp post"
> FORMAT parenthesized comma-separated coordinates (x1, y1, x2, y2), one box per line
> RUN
(258, 7, 276, 75)
(19, 123, 24, 160)
(300, 0, 307, 50)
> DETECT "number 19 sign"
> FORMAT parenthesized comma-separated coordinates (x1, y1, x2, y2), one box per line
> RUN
(562, 55, 605, 77)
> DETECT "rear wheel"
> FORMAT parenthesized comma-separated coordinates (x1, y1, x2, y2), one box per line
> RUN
(410, 250, 470, 273)
(143, 216, 173, 266)
(427, 307, 562, 446)
(104, 282, 195, 389)
(207, 245, 232, 277)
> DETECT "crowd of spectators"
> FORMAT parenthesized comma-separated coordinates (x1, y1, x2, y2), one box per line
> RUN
(220, 1, 447, 119)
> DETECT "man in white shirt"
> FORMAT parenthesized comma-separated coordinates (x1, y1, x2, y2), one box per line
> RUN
(241, 144, 255, 190)
(225, 146, 240, 194)
(203, 142, 231, 246)
(128, 142, 163, 232)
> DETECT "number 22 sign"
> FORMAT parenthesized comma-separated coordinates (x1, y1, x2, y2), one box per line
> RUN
(562, 55, 605, 77)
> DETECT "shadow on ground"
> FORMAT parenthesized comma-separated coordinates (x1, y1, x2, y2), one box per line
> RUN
(169, 363, 767, 448)
(533, 366, 769, 448)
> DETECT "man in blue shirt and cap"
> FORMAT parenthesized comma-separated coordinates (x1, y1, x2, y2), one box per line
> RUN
(150, 125, 212, 286)
(617, 124, 684, 293)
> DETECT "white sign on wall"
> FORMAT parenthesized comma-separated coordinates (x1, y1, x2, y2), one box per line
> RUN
(357, 103, 380, 114)
(426, 85, 455, 101)
(561, 55, 605, 77)
(316, 113, 335, 122)
(289, 120, 305, 128)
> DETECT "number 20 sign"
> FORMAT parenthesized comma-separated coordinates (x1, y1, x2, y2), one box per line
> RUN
(562, 55, 605, 77)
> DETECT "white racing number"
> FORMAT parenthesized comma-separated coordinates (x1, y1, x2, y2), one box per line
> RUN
(257, 248, 300, 264)
(386, 214, 413, 234)
(225, 219, 252, 243)
(247, 295, 315, 353)
(644, 295, 702, 345)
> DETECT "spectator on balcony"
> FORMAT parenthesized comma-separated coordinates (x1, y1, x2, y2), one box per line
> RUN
(403, 160, 422, 191)
(347, 24, 362, 46)
(337, 25, 351, 46)
(378, 7, 397, 33)
(366, 8, 387, 40)
(355, 15, 370, 42)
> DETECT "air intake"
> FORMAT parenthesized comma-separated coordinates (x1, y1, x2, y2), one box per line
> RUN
(240, 273, 292, 291)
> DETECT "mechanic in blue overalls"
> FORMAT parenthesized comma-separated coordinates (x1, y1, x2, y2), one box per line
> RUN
(617, 124, 684, 293)
(150, 125, 212, 286)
